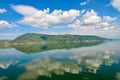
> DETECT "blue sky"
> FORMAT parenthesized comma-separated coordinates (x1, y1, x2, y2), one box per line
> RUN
(0, 0, 120, 39)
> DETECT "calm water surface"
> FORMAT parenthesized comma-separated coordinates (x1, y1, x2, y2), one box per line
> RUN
(0, 41, 120, 80)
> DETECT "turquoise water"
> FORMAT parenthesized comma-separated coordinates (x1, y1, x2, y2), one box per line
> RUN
(0, 41, 120, 80)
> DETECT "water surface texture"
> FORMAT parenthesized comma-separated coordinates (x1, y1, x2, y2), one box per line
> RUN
(0, 41, 120, 80)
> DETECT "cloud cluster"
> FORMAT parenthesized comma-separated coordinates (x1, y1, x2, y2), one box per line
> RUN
(12, 5, 80, 28)
(80, 0, 90, 6)
(10, 5, 119, 38)
(0, 8, 7, 13)
(111, 0, 120, 12)
(0, 20, 16, 29)
(68, 9, 117, 36)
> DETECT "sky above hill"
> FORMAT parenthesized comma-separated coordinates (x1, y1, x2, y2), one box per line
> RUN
(0, 0, 120, 39)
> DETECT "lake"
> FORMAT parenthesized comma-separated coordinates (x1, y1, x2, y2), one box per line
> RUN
(0, 40, 120, 80)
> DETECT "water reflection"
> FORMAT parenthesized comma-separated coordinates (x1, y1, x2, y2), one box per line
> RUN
(1, 42, 103, 53)
(0, 41, 120, 80)
(116, 73, 120, 80)
(17, 58, 82, 80)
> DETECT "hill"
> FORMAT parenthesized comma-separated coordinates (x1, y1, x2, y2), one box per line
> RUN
(11, 33, 107, 43)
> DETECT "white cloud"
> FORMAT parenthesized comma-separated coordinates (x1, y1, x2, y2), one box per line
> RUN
(111, 0, 120, 11)
(81, 9, 102, 25)
(0, 20, 17, 29)
(80, 0, 90, 6)
(11, 5, 80, 28)
(80, 2, 87, 6)
(0, 8, 7, 13)
(68, 9, 118, 38)
(103, 16, 116, 22)
(10, 4, 119, 38)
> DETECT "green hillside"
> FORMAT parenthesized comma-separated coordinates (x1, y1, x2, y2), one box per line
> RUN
(11, 33, 107, 43)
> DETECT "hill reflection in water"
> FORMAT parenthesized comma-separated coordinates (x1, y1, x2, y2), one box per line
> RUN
(11, 41, 103, 53)
(0, 41, 120, 80)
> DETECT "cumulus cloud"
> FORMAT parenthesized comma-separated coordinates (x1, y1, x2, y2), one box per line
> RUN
(68, 9, 117, 37)
(80, 0, 90, 6)
(10, 4, 119, 38)
(11, 5, 80, 28)
(103, 16, 116, 22)
(111, 0, 120, 11)
(81, 9, 102, 25)
(0, 20, 17, 29)
(0, 8, 7, 13)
